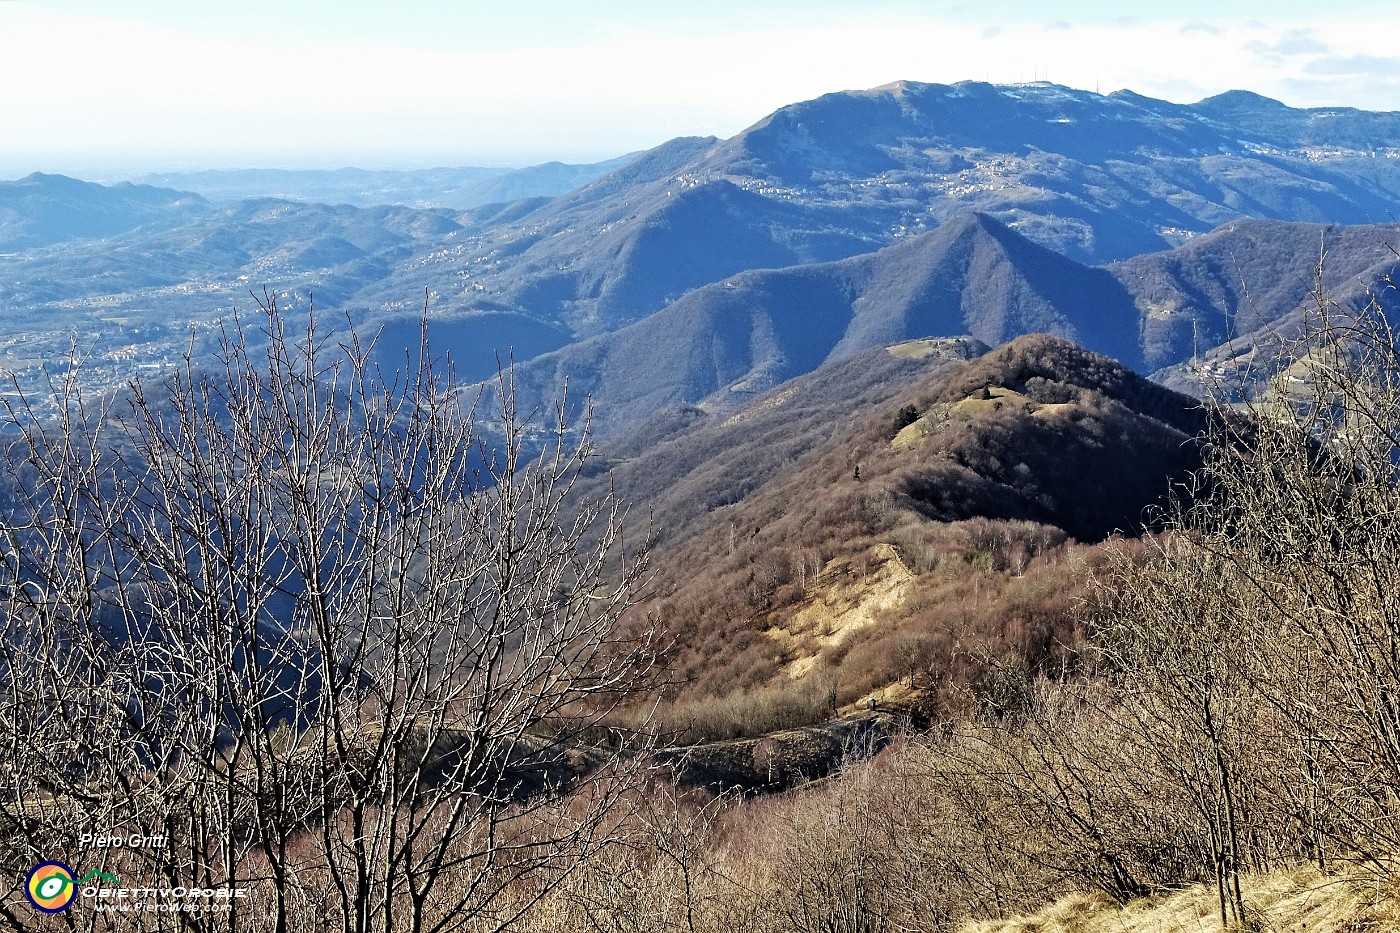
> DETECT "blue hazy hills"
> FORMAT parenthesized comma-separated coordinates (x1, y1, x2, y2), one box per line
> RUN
(3, 80, 1400, 426)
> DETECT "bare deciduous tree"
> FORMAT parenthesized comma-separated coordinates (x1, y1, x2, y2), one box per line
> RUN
(0, 297, 660, 932)
(1088, 266, 1400, 922)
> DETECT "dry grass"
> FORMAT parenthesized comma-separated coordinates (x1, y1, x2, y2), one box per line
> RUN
(885, 336, 987, 360)
(769, 546, 914, 680)
(961, 864, 1400, 933)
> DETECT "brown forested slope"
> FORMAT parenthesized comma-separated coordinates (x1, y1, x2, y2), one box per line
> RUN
(596, 334, 1207, 735)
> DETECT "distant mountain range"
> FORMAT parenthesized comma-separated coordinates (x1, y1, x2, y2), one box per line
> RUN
(435, 80, 1400, 336)
(0, 172, 207, 251)
(1117, 217, 1400, 392)
(504, 213, 1400, 436)
(502, 213, 1132, 433)
(135, 154, 641, 209)
(3, 80, 1400, 420)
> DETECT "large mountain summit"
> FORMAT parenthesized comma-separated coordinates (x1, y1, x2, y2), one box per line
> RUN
(687, 79, 1400, 263)
(399, 79, 1400, 339)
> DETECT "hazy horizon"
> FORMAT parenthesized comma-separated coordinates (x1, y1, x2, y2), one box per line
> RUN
(0, 151, 640, 185)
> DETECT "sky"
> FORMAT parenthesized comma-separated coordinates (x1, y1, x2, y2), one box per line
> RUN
(3, 0, 1400, 179)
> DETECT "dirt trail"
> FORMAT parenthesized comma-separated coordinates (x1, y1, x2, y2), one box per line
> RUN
(657, 709, 901, 794)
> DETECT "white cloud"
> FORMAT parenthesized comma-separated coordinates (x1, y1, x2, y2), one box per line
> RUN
(1306, 54, 1400, 79)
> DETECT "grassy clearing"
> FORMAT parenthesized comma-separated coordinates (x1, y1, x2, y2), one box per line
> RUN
(961, 864, 1400, 933)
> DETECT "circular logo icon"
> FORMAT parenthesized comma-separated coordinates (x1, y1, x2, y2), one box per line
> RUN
(26, 861, 76, 913)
